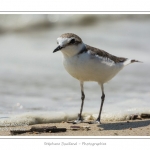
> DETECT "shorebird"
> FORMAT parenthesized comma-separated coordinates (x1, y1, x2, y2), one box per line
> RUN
(53, 33, 140, 124)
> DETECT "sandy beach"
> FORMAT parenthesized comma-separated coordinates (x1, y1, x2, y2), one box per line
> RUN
(0, 119, 150, 136)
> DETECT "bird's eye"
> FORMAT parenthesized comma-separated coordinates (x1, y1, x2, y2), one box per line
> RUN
(70, 39, 75, 44)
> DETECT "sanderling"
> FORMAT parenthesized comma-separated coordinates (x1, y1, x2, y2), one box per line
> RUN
(53, 33, 141, 124)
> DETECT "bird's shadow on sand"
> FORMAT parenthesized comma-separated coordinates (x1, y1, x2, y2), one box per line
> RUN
(97, 120, 150, 130)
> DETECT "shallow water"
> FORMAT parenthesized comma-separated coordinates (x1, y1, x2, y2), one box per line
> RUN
(0, 18, 150, 125)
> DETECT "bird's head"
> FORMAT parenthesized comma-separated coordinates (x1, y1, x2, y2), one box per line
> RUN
(53, 33, 85, 57)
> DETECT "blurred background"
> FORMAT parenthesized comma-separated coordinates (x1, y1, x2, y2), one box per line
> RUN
(0, 14, 150, 124)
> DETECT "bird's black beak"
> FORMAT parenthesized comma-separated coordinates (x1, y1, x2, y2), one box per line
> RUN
(53, 45, 63, 53)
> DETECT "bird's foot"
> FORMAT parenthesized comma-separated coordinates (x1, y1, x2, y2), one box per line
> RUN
(73, 119, 82, 124)
(73, 114, 83, 124)
(88, 119, 101, 124)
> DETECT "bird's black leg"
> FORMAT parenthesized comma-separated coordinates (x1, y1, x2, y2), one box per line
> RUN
(79, 90, 85, 120)
(73, 82, 85, 124)
(96, 84, 105, 124)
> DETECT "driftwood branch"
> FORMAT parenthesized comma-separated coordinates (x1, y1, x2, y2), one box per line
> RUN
(141, 113, 150, 118)
(10, 126, 66, 135)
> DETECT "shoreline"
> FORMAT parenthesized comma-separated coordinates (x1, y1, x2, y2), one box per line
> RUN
(0, 119, 150, 136)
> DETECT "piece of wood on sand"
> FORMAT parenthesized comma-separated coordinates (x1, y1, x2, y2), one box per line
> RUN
(10, 126, 67, 135)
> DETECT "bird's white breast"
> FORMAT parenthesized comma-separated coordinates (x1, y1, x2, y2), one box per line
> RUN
(63, 50, 124, 83)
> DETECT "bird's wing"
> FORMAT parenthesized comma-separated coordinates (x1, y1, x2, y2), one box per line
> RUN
(85, 44, 127, 63)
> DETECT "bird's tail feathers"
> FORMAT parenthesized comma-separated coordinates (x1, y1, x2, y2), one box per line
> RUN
(124, 59, 143, 66)
(131, 59, 143, 63)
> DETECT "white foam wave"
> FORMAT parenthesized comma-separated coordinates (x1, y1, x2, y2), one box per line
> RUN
(0, 109, 150, 127)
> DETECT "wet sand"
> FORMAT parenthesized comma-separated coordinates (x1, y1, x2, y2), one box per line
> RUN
(0, 119, 150, 136)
